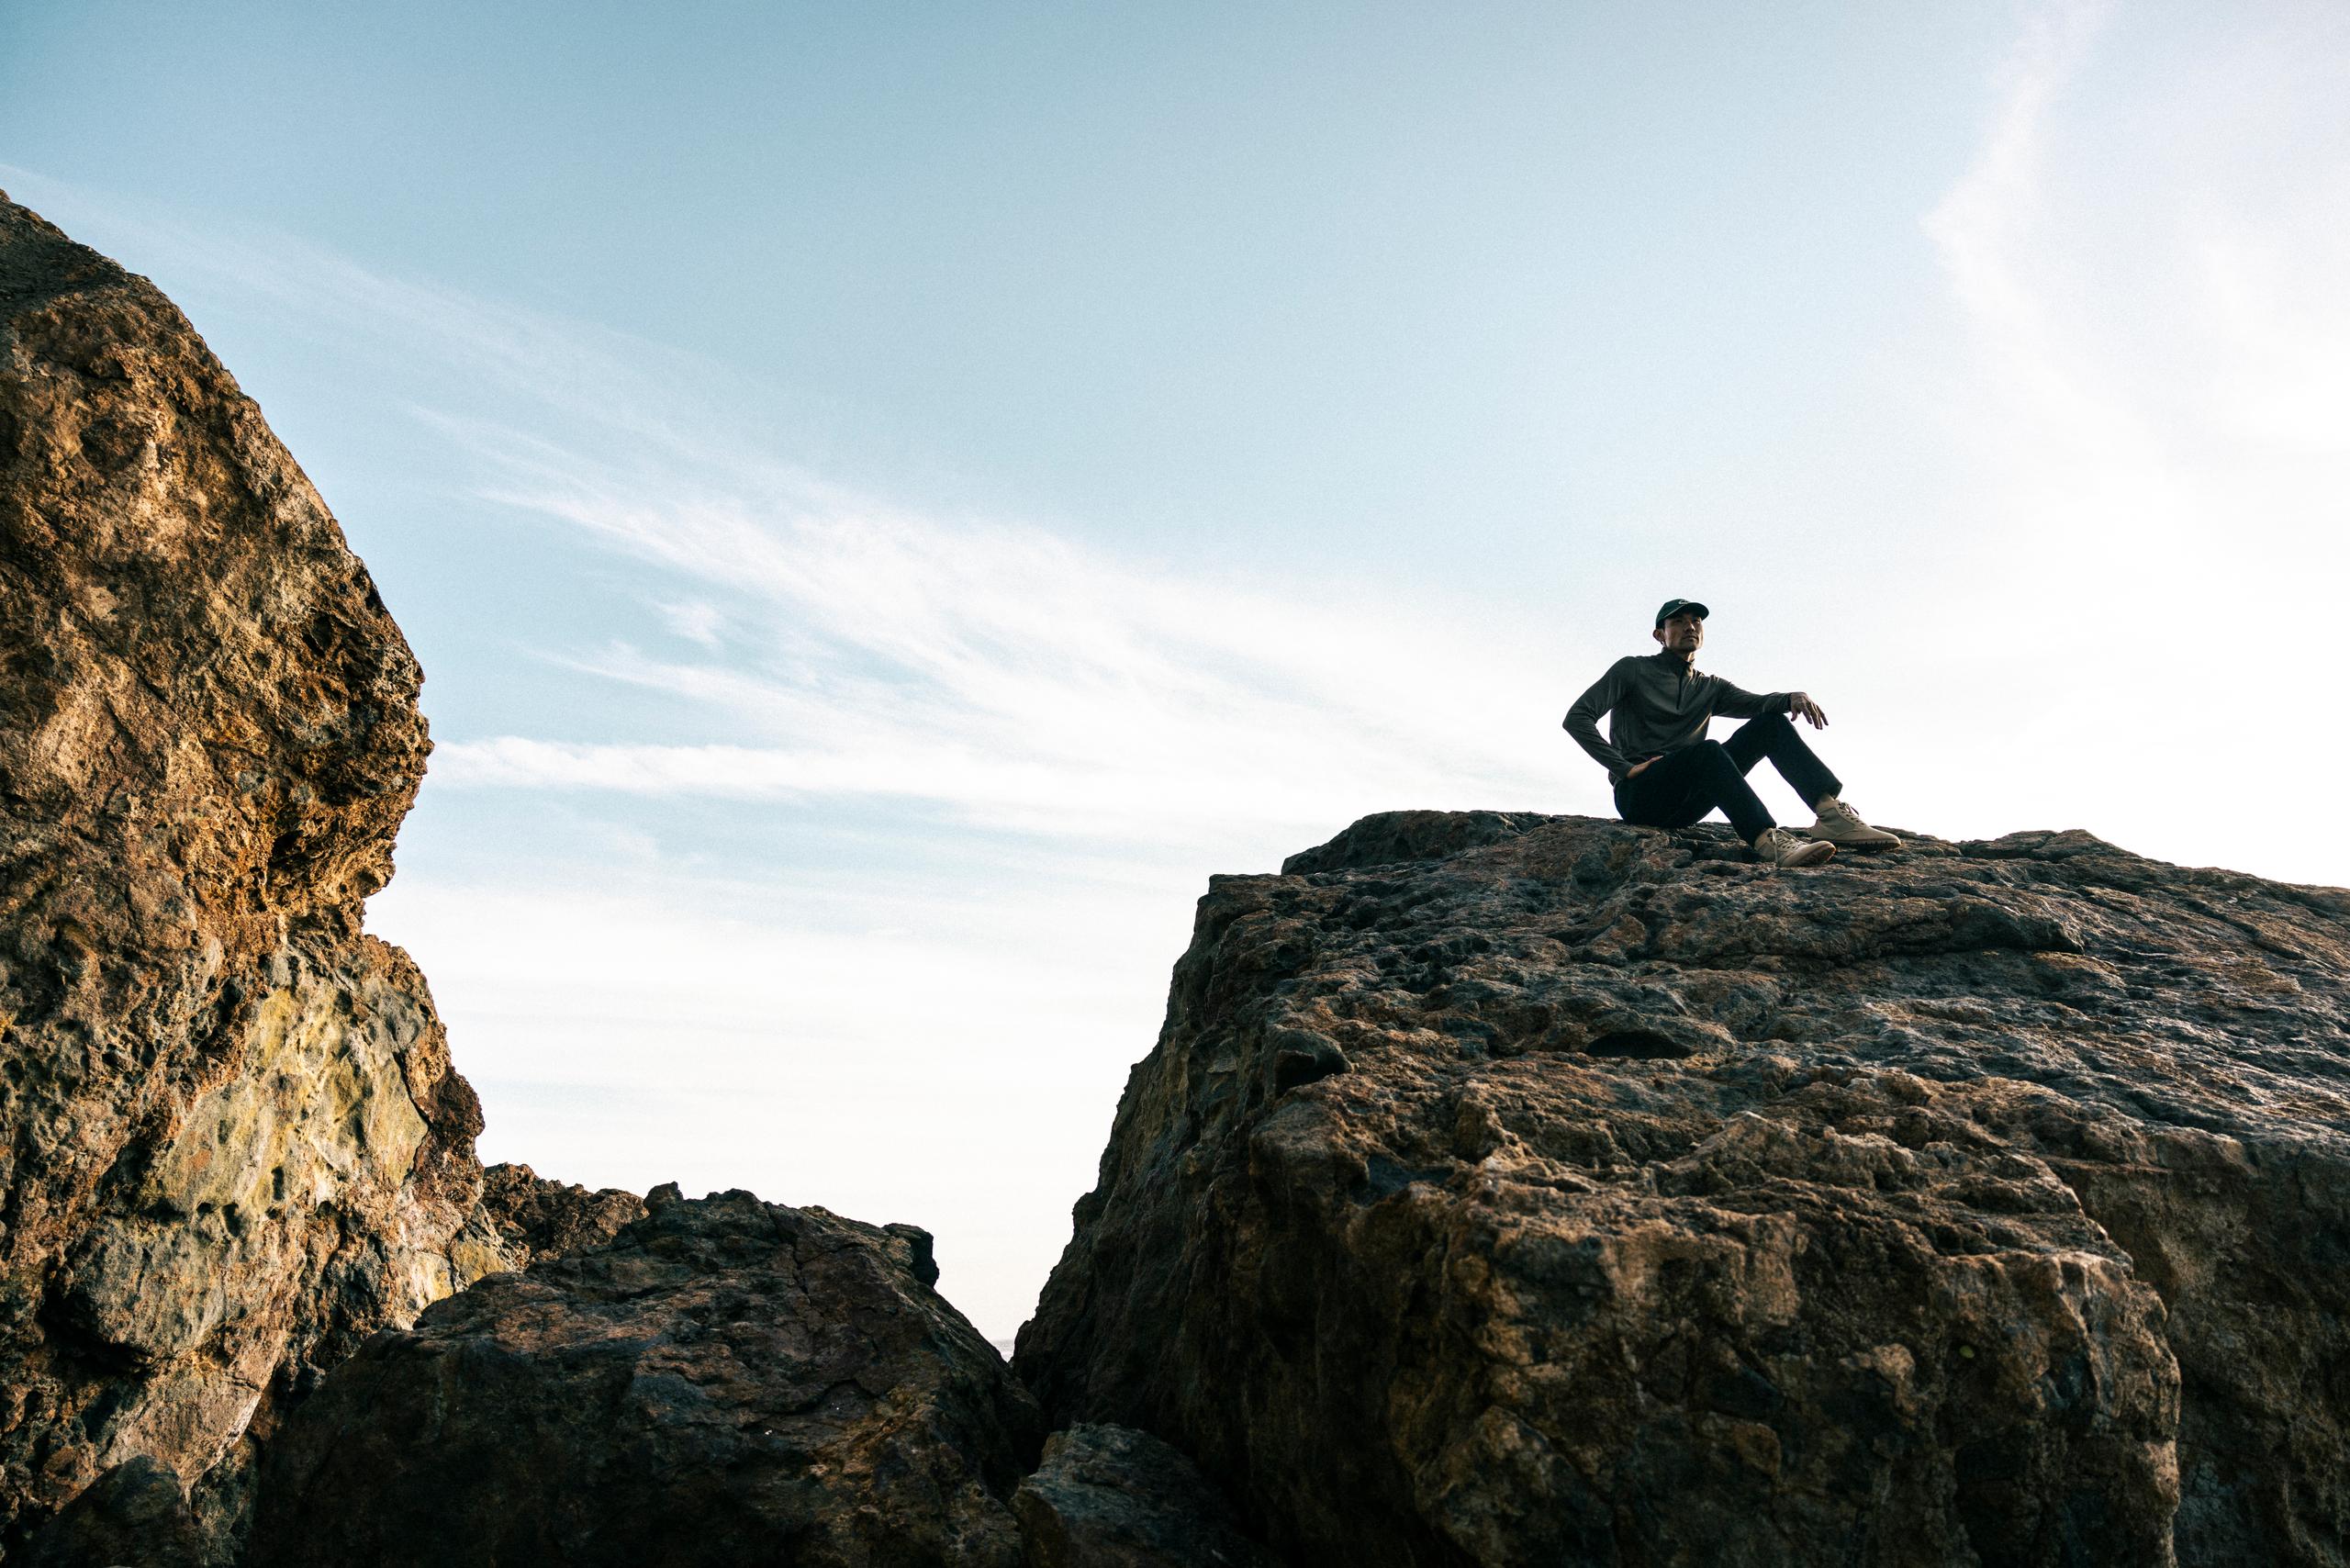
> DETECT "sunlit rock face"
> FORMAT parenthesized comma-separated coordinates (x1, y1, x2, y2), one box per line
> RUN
(0, 192, 509, 1554)
(1018, 811, 2350, 1567)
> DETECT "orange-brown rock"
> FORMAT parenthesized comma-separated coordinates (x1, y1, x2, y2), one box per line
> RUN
(1018, 812, 2350, 1566)
(0, 191, 509, 1554)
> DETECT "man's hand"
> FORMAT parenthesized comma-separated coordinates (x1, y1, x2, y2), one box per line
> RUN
(1789, 692, 1828, 729)
(1623, 756, 1661, 779)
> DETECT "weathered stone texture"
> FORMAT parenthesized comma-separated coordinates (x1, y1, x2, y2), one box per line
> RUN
(1019, 812, 2350, 1566)
(247, 1189, 1046, 1568)
(476, 1159, 646, 1270)
(1015, 1422, 1282, 1568)
(17, 1454, 204, 1568)
(0, 191, 507, 1553)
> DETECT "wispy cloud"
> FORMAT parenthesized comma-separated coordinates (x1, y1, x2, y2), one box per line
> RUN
(1919, 0, 2190, 608)
(431, 474, 1572, 844)
(6, 162, 1589, 852)
(1923, 0, 2350, 537)
(2, 169, 1606, 1336)
(1903, 0, 2350, 875)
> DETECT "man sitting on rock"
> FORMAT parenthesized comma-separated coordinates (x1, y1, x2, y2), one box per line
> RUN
(1563, 598, 1900, 868)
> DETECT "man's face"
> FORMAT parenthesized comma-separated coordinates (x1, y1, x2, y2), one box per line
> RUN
(1652, 610, 1705, 654)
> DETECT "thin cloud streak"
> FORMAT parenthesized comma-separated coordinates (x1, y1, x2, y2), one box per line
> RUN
(1904, 0, 2350, 884)
(438, 448, 1580, 847)
(6, 172, 1588, 849)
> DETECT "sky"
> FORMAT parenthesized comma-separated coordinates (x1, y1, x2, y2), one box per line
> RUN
(5, 1, 2347, 1343)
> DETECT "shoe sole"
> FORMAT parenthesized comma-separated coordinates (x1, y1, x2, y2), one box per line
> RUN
(1807, 834, 1902, 851)
(1779, 842, 1837, 868)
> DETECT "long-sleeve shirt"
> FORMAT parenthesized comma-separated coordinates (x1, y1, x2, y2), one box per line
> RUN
(1563, 652, 1792, 784)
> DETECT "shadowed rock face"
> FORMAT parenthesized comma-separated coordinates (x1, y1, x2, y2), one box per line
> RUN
(476, 1160, 647, 1270)
(1018, 812, 2350, 1567)
(1015, 1423, 1282, 1568)
(247, 1189, 1047, 1568)
(17, 1454, 205, 1568)
(0, 192, 509, 1552)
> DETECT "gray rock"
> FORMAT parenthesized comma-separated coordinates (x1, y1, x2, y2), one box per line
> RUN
(246, 1190, 1046, 1568)
(476, 1161, 646, 1270)
(1019, 812, 2350, 1565)
(1015, 1424, 1283, 1568)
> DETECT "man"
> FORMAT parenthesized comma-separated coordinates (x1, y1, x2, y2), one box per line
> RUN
(1563, 599, 1899, 868)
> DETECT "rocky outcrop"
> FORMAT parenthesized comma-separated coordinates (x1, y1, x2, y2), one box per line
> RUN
(1015, 1424, 1281, 1568)
(16, 187, 2350, 1568)
(0, 192, 511, 1553)
(476, 1160, 646, 1269)
(1019, 812, 2350, 1566)
(247, 1188, 1045, 1568)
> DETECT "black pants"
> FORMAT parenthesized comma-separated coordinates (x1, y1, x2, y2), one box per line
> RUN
(1612, 711, 1842, 844)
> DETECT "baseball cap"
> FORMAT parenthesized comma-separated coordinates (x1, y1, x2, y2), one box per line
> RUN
(1654, 598, 1710, 627)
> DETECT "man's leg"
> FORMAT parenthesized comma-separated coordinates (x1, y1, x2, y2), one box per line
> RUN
(1722, 711, 1900, 848)
(1722, 711, 1841, 810)
(1615, 742, 1776, 843)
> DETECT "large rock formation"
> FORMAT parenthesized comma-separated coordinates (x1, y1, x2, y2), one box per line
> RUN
(1019, 811, 2350, 1566)
(16, 186, 2347, 1568)
(246, 1188, 1045, 1568)
(0, 192, 511, 1553)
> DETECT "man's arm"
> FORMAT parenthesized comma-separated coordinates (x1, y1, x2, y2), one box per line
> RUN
(1563, 659, 1635, 782)
(1709, 677, 1792, 719)
(1714, 678, 1829, 728)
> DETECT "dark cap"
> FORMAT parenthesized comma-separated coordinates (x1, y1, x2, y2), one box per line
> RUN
(1654, 598, 1710, 627)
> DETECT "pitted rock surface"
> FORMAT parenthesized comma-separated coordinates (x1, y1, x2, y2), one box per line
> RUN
(0, 192, 509, 1552)
(247, 1189, 1046, 1568)
(17, 1454, 204, 1568)
(1015, 1422, 1284, 1568)
(1018, 812, 2350, 1566)
(477, 1160, 646, 1269)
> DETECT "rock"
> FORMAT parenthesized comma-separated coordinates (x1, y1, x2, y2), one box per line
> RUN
(1014, 1423, 1283, 1568)
(1280, 810, 1544, 877)
(0, 192, 511, 1552)
(1019, 812, 2350, 1566)
(245, 1189, 1046, 1568)
(17, 1455, 204, 1568)
(476, 1161, 646, 1269)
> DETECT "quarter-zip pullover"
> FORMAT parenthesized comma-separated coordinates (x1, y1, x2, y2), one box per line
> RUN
(1563, 652, 1791, 784)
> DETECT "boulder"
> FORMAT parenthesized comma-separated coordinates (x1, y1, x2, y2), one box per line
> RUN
(0, 191, 510, 1552)
(1019, 812, 2350, 1565)
(246, 1188, 1046, 1568)
(17, 1455, 204, 1568)
(1014, 1423, 1283, 1568)
(476, 1160, 646, 1269)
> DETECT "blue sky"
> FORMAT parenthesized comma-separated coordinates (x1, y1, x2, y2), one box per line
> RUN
(7, 1, 2347, 1340)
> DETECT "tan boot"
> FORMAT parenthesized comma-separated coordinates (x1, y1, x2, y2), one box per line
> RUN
(1752, 826, 1836, 868)
(1807, 797, 1901, 850)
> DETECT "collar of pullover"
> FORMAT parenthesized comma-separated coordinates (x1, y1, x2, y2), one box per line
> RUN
(1653, 650, 1698, 676)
